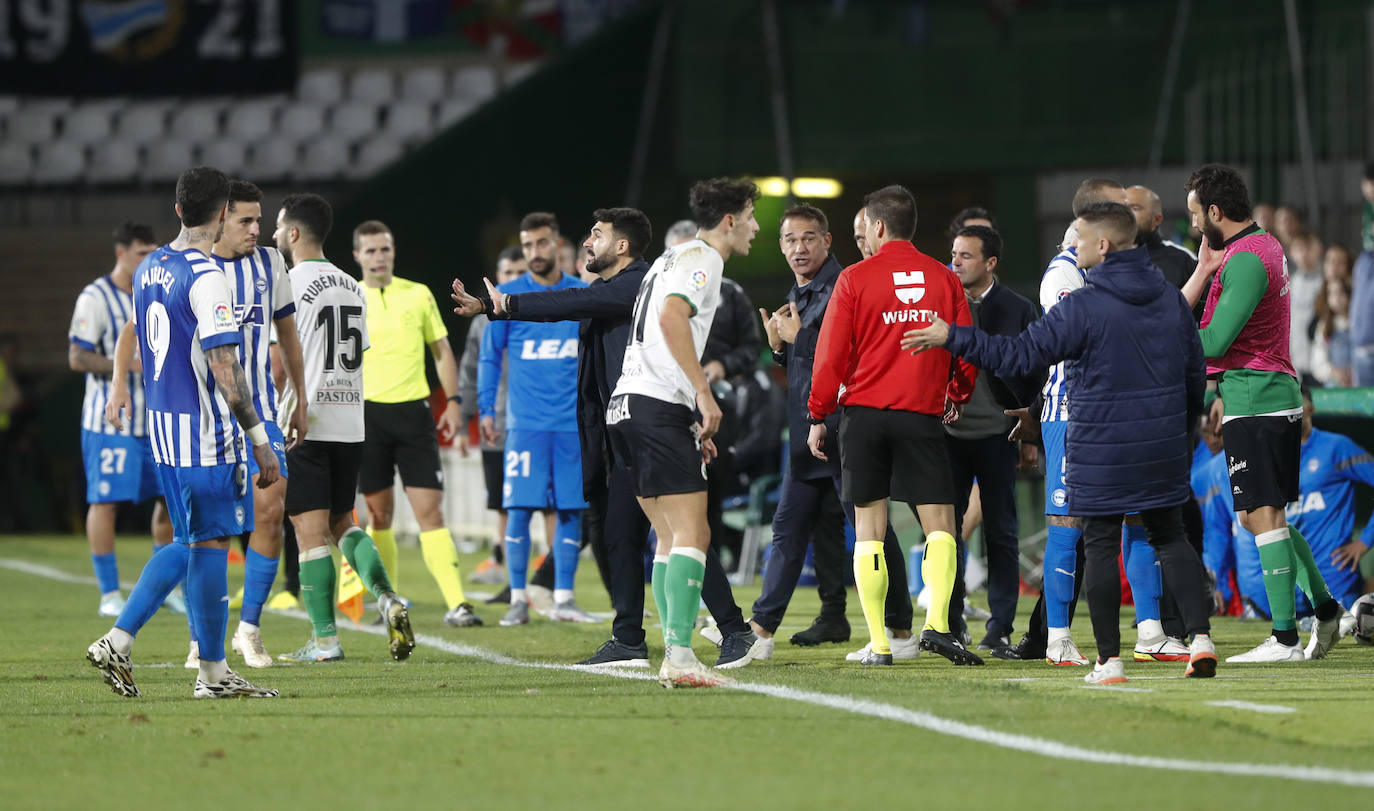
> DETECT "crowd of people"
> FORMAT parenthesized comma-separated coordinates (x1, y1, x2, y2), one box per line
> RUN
(73, 161, 1374, 697)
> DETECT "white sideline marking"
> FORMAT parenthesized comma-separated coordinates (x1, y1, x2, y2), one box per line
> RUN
(1080, 685, 1155, 693)
(1206, 700, 1298, 715)
(5, 557, 1371, 788)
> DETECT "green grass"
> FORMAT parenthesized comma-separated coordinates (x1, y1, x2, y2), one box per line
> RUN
(2, 534, 1373, 810)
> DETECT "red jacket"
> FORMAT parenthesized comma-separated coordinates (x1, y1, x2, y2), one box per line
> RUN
(807, 240, 976, 419)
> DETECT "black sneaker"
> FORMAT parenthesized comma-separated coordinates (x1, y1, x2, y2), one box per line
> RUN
(919, 629, 985, 665)
(1008, 632, 1046, 660)
(715, 629, 770, 669)
(576, 638, 650, 668)
(789, 615, 851, 647)
(977, 631, 1020, 660)
(859, 649, 893, 666)
(485, 585, 511, 605)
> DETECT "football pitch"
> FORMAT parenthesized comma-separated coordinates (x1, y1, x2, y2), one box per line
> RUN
(3, 535, 1372, 810)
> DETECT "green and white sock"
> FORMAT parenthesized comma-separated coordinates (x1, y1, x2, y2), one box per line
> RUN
(1288, 525, 1337, 613)
(298, 546, 337, 638)
(1255, 528, 1297, 634)
(651, 554, 670, 644)
(664, 548, 706, 648)
(339, 527, 393, 598)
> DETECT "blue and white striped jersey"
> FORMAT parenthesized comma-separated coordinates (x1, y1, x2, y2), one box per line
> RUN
(69, 274, 146, 437)
(1037, 241, 1085, 423)
(212, 246, 294, 424)
(133, 245, 243, 467)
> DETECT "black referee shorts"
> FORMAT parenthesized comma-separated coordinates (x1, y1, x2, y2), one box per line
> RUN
(358, 399, 443, 493)
(1221, 414, 1301, 512)
(606, 393, 707, 499)
(285, 440, 365, 516)
(838, 405, 954, 506)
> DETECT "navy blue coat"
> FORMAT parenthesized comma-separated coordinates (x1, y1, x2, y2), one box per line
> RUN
(945, 245, 1205, 516)
(774, 253, 843, 481)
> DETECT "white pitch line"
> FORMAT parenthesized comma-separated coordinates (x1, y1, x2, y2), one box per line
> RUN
(1206, 700, 1298, 715)
(4, 556, 1370, 788)
(1080, 685, 1155, 693)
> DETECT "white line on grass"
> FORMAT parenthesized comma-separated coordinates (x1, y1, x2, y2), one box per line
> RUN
(5, 557, 1370, 788)
(1080, 685, 1155, 693)
(1206, 700, 1298, 714)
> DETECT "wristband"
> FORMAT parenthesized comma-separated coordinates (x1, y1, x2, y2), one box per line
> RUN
(247, 423, 269, 447)
(448, 394, 461, 404)
(806, 414, 826, 425)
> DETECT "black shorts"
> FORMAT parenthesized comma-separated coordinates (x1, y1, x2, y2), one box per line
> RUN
(285, 441, 365, 516)
(606, 393, 707, 499)
(358, 399, 443, 493)
(481, 448, 504, 511)
(838, 406, 954, 505)
(1221, 414, 1301, 512)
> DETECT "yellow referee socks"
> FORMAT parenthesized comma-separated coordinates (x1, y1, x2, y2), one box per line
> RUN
(419, 527, 467, 610)
(369, 526, 399, 590)
(922, 531, 957, 634)
(853, 540, 891, 655)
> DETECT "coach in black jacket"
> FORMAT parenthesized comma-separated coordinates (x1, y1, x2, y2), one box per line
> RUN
(944, 225, 1045, 656)
(451, 208, 752, 667)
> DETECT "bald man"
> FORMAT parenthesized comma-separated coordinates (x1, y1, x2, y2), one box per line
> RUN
(1126, 185, 1198, 299)
(853, 208, 872, 259)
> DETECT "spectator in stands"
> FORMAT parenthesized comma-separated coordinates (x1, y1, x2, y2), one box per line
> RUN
(1273, 206, 1303, 249)
(1351, 247, 1374, 386)
(1252, 203, 1276, 234)
(1288, 232, 1326, 385)
(1310, 277, 1354, 388)
(946, 206, 996, 244)
(1324, 245, 1352, 287)
(1361, 162, 1374, 253)
(663, 219, 697, 251)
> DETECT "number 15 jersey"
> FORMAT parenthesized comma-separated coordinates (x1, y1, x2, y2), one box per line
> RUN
(281, 259, 370, 443)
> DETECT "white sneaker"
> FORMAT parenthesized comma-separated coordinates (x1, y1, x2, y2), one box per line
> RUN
(1185, 635, 1217, 678)
(844, 632, 919, 661)
(1226, 635, 1305, 663)
(86, 636, 139, 698)
(192, 669, 278, 698)
(1083, 656, 1127, 685)
(1133, 635, 1190, 662)
(657, 652, 732, 689)
(162, 588, 187, 615)
(550, 600, 600, 623)
(184, 640, 200, 670)
(231, 627, 273, 669)
(1045, 637, 1089, 666)
(1305, 612, 1345, 660)
(527, 585, 555, 618)
(97, 591, 125, 617)
(1338, 609, 1358, 640)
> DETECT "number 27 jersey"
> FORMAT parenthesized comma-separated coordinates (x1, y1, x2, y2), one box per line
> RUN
(281, 259, 370, 443)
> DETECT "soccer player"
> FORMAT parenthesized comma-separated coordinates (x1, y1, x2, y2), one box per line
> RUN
(477, 212, 593, 626)
(270, 193, 415, 663)
(353, 220, 481, 627)
(807, 184, 982, 667)
(1180, 164, 1346, 662)
(87, 166, 279, 699)
(606, 178, 760, 687)
(203, 179, 308, 668)
(904, 201, 1217, 684)
(68, 222, 179, 616)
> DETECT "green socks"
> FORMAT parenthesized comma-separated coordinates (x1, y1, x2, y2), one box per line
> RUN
(1255, 527, 1297, 631)
(853, 540, 890, 655)
(664, 548, 706, 648)
(298, 546, 337, 638)
(340, 527, 393, 599)
(651, 554, 669, 644)
(1288, 525, 1335, 608)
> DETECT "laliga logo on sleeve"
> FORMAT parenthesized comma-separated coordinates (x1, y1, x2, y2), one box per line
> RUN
(214, 302, 234, 329)
(690, 269, 708, 289)
(891, 271, 926, 304)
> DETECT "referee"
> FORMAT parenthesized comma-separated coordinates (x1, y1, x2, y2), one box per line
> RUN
(807, 184, 982, 667)
(352, 220, 480, 627)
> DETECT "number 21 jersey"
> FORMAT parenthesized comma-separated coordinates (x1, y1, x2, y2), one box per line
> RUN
(281, 259, 370, 442)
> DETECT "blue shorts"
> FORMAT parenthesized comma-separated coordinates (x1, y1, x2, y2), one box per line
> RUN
(81, 430, 160, 504)
(502, 430, 586, 511)
(1042, 420, 1070, 516)
(246, 421, 289, 479)
(156, 462, 254, 544)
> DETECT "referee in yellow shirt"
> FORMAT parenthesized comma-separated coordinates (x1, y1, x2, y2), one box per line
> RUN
(352, 220, 481, 627)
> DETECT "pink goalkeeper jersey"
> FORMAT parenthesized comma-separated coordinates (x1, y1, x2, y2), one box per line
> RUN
(1199, 230, 1295, 378)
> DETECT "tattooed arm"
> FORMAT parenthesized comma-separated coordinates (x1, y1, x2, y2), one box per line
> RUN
(206, 344, 280, 487)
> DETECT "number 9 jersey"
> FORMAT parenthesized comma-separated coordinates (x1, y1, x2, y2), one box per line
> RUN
(279, 259, 370, 442)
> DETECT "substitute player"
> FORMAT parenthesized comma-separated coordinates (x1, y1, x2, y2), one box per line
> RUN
(1180, 164, 1346, 662)
(87, 166, 278, 699)
(270, 193, 415, 662)
(478, 212, 593, 626)
(68, 222, 178, 616)
(353, 220, 480, 627)
(607, 177, 760, 688)
(204, 180, 308, 668)
(807, 184, 981, 667)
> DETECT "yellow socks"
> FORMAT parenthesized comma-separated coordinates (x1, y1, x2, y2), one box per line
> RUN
(853, 540, 891, 655)
(921, 530, 957, 633)
(419, 527, 467, 610)
(369, 526, 398, 589)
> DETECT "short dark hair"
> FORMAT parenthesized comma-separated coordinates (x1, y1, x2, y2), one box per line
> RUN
(1077, 201, 1138, 250)
(1071, 177, 1125, 217)
(947, 206, 995, 240)
(227, 179, 263, 212)
(954, 225, 1002, 261)
(112, 221, 155, 247)
(281, 193, 333, 243)
(519, 212, 560, 234)
(352, 219, 391, 249)
(863, 184, 917, 240)
(174, 166, 229, 228)
(688, 177, 759, 230)
(1184, 164, 1253, 222)
(592, 207, 652, 259)
(780, 203, 829, 235)
(1364, 162, 1374, 182)
(498, 245, 525, 264)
